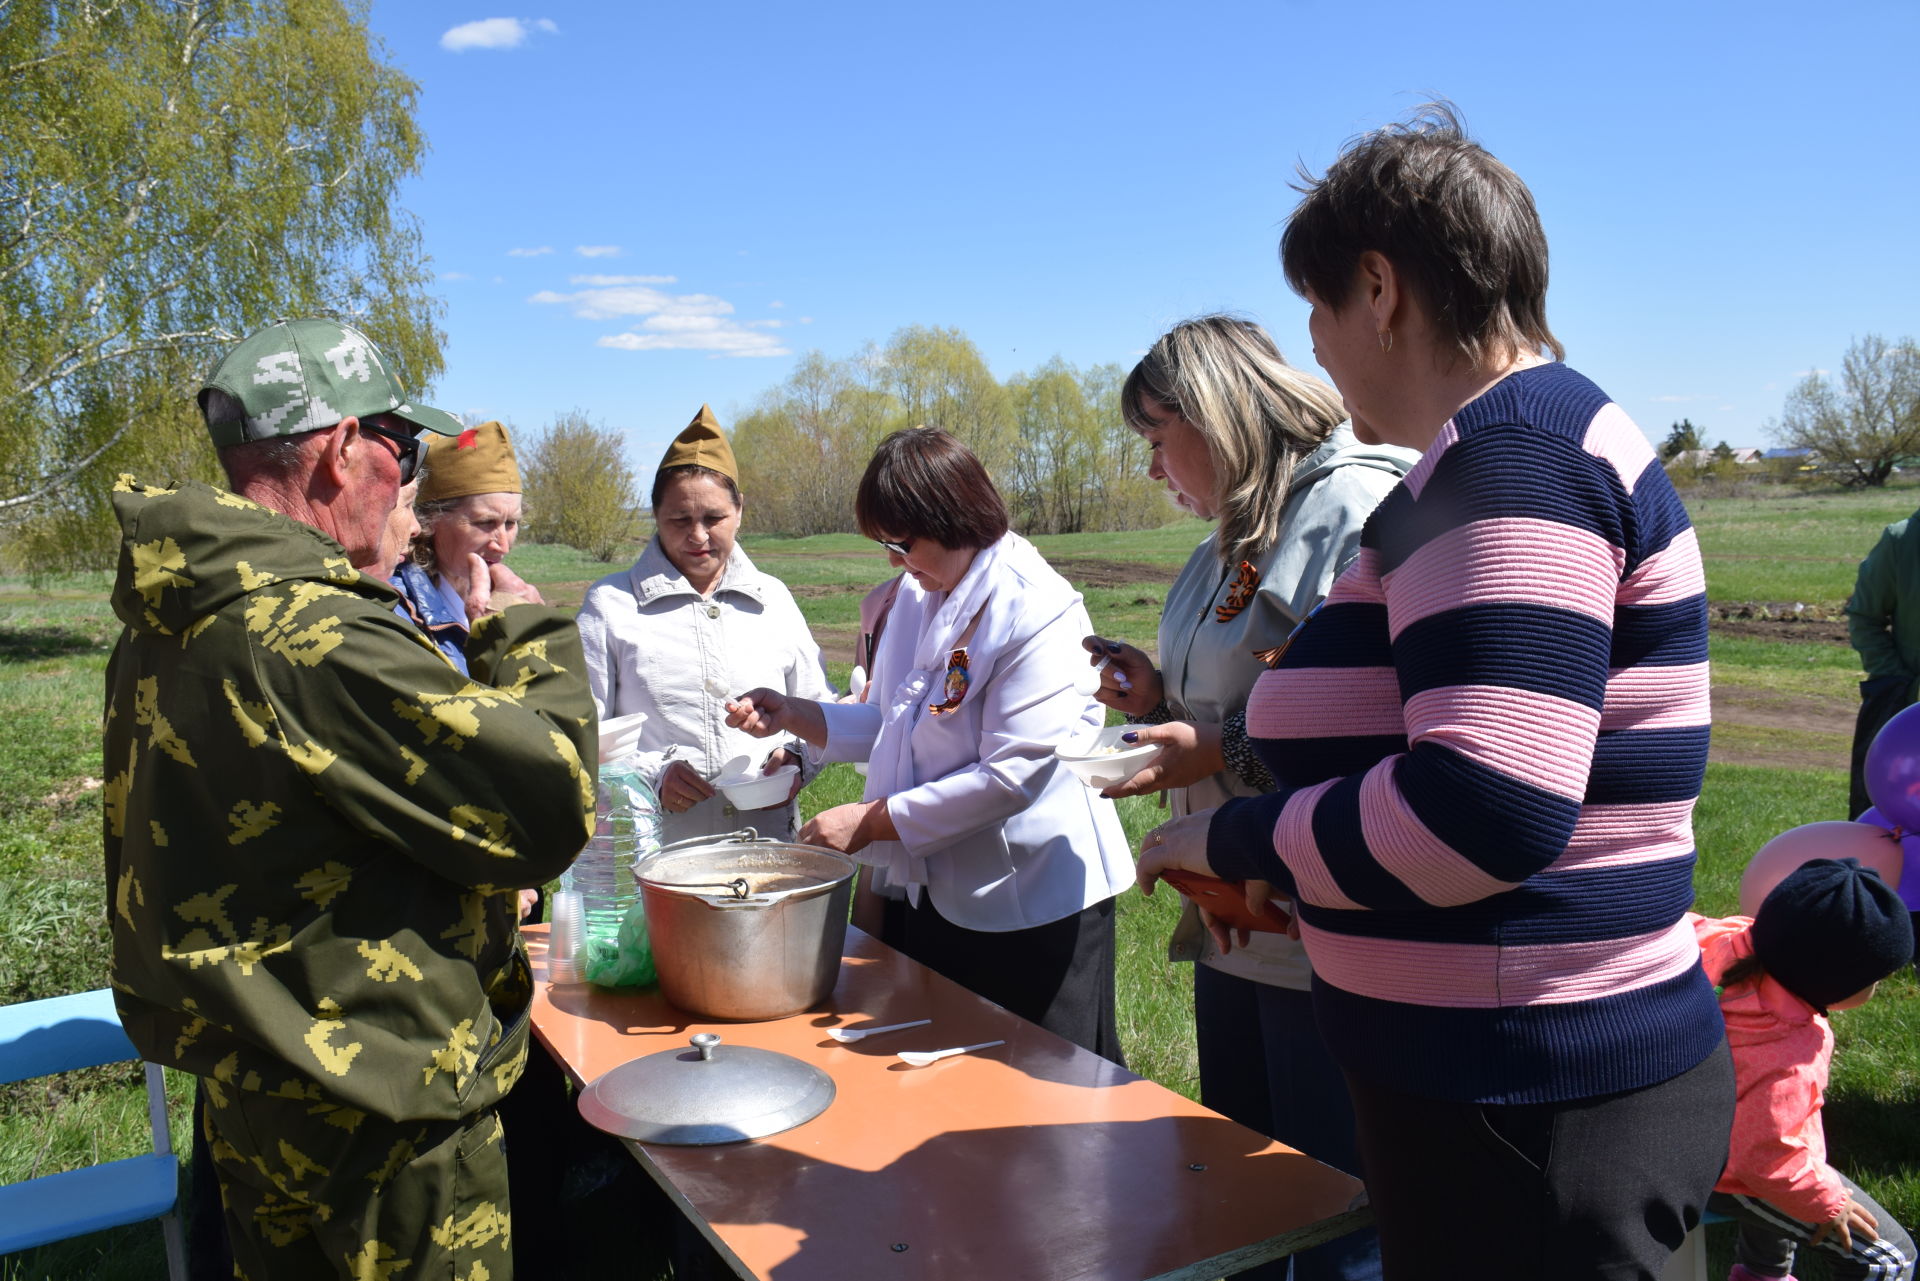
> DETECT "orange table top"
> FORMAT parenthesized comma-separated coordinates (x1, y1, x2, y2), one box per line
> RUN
(525, 923, 1367, 1281)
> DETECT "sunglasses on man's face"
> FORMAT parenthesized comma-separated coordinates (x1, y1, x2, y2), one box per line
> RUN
(875, 536, 914, 556)
(357, 417, 424, 484)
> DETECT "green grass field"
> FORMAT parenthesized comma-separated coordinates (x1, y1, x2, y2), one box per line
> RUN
(3, 487, 1917, 1278)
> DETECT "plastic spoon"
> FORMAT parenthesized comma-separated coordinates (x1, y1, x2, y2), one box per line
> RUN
(1073, 657, 1133, 698)
(826, 1018, 931, 1043)
(896, 1039, 1006, 1067)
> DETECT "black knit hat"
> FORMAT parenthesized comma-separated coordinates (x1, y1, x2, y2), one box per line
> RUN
(1751, 858, 1915, 1012)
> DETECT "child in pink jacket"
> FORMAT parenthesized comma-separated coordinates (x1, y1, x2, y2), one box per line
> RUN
(1696, 857, 1915, 1281)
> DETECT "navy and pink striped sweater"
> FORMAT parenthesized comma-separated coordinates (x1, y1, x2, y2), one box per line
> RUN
(1208, 362, 1723, 1104)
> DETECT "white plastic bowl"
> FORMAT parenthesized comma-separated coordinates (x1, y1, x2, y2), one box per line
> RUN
(714, 762, 799, 811)
(1054, 724, 1162, 790)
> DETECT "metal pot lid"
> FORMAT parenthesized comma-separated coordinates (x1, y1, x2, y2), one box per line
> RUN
(577, 1032, 835, 1146)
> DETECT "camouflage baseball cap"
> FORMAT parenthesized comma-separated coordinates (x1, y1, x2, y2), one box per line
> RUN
(198, 318, 463, 447)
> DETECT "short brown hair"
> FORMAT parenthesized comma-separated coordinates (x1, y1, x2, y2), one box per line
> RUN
(1281, 101, 1563, 370)
(855, 427, 1008, 550)
(651, 463, 741, 511)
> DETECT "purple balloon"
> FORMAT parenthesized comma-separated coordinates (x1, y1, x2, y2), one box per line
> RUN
(1858, 805, 1896, 830)
(1863, 703, 1920, 832)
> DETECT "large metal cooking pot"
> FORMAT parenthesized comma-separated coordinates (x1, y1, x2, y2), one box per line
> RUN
(638, 830, 855, 1021)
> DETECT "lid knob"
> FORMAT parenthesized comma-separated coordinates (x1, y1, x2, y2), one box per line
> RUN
(691, 1032, 722, 1061)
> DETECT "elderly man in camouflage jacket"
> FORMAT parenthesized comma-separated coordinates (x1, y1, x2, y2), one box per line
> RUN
(104, 318, 596, 1281)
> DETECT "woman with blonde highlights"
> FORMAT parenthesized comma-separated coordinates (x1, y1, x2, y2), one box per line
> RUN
(1089, 315, 1414, 1280)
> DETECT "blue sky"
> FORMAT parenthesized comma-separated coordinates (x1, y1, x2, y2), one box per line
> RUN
(369, 2, 1920, 469)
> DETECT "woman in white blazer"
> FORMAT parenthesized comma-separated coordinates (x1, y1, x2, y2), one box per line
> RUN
(576, 406, 835, 844)
(727, 427, 1133, 1061)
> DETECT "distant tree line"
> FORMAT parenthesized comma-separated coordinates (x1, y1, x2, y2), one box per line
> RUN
(730, 326, 1169, 537)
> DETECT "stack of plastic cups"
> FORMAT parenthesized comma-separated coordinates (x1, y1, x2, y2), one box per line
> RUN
(547, 887, 585, 984)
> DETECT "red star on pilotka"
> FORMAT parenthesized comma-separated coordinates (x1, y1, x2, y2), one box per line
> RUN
(456, 429, 478, 449)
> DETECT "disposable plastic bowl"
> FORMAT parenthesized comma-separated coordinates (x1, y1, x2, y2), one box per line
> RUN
(714, 763, 799, 811)
(1054, 724, 1162, 790)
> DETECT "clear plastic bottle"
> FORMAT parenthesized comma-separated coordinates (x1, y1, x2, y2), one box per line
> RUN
(561, 758, 662, 986)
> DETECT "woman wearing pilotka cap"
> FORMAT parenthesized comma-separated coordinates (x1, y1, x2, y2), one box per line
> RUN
(391, 418, 543, 672)
(575, 405, 834, 843)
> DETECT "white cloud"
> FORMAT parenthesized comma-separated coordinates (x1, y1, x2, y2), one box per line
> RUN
(768, 300, 786, 309)
(529, 281, 728, 322)
(798, 316, 814, 325)
(1794, 368, 1830, 379)
(575, 245, 622, 258)
(748, 319, 786, 329)
(441, 18, 557, 52)
(507, 245, 553, 258)
(598, 325, 789, 357)
(1649, 394, 1707, 404)
(440, 271, 472, 281)
(530, 275, 790, 357)
(572, 274, 676, 286)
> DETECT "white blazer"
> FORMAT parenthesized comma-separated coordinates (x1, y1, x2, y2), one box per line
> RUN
(577, 538, 835, 844)
(817, 536, 1133, 932)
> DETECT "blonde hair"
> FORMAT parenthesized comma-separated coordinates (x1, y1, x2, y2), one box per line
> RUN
(1123, 315, 1347, 568)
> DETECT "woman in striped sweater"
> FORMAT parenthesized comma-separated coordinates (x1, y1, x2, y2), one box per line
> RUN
(1133, 104, 1734, 1279)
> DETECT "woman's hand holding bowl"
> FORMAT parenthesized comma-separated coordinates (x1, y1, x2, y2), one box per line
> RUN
(1081, 635, 1161, 717)
(1099, 721, 1224, 799)
(764, 747, 805, 804)
(658, 760, 717, 814)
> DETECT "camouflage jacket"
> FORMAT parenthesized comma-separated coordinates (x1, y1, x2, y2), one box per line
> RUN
(104, 477, 596, 1124)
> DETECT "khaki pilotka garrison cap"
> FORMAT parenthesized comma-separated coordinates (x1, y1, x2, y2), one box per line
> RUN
(656, 404, 738, 483)
(197, 318, 463, 447)
(418, 420, 522, 503)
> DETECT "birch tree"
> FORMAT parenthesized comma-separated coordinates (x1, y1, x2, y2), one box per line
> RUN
(0, 0, 442, 566)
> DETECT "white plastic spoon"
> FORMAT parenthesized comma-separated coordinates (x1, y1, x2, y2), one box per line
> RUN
(1073, 657, 1133, 698)
(826, 1018, 930, 1043)
(896, 1039, 1006, 1067)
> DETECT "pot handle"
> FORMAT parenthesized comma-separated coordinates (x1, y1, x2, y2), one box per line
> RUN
(648, 827, 764, 858)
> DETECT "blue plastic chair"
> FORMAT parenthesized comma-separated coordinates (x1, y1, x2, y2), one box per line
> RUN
(0, 988, 186, 1277)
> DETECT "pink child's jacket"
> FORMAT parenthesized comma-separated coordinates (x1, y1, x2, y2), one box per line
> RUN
(1694, 912, 1850, 1224)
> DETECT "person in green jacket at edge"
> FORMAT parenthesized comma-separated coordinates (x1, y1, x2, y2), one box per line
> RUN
(104, 318, 597, 1281)
(1845, 510, 1920, 819)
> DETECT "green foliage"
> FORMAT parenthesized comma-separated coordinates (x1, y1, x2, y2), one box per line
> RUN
(1661, 418, 1703, 459)
(1005, 358, 1166, 534)
(734, 330, 1173, 537)
(521, 410, 641, 561)
(0, 0, 444, 570)
(1775, 335, 1920, 488)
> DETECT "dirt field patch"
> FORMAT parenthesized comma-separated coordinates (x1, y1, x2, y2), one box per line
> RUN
(1052, 559, 1181, 588)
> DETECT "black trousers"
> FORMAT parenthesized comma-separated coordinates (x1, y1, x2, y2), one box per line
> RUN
(1850, 674, 1913, 820)
(1344, 1039, 1735, 1281)
(883, 892, 1124, 1065)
